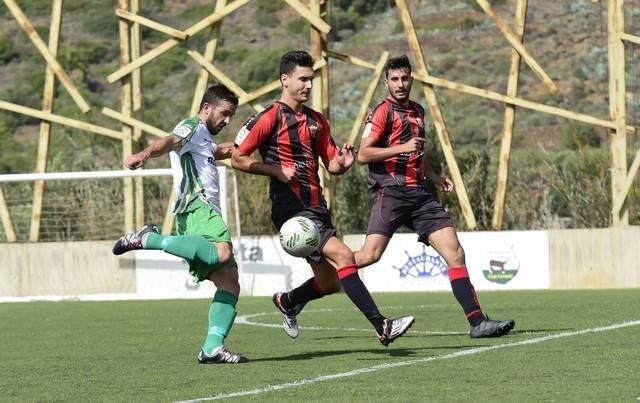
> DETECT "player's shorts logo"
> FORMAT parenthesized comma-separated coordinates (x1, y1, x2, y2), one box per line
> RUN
(392, 244, 448, 279)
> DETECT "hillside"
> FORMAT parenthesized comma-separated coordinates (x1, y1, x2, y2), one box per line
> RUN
(0, 0, 639, 239)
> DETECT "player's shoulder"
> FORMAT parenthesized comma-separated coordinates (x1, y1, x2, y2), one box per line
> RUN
(366, 99, 391, 123)
(171, 116, 200, 138)
(408, 100, 425, 115)
(242, 103, 279, 128)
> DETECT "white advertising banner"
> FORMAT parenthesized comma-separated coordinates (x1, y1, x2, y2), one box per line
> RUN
(133, 236, 312, 298)
(362, 231, 549, 292)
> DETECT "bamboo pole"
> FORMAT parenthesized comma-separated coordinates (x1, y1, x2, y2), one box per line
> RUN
(3, 0, 91, 113)
(620, 32, 640, 45)
(612, 144, 640, 218)
(29, 0, 63, 242)
(187, 51, 264, 112)
(238, 59, 327, 106)
(107, 0, 251, 83)
(102, 107, 169, 138)
(284, 0, 331, 34)
(347, 51, 389, 145)
(492, 0, 527, 230)
(608, 0, 628, 225)
(324, 50, 377, 70)
(0, 100, 124, 139)
(0, 186, 16, 242)
(119, 0, 134, 233)
(130, 0, 144, 228)
(396, 0, 477, 229)
(115, 8, 188, 40)
(190, 0, 228, 115)
(475, 0, 557, 94)
(411, 73, 636, 133)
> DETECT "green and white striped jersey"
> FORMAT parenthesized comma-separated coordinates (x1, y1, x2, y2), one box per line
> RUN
(168, 116, 222, 215)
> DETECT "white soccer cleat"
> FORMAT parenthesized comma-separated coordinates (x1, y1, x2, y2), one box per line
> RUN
(272, 292, 300, 338)
(378, 316, 415, 346)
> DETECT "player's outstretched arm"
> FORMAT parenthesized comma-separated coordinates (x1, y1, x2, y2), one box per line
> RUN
(214, 142, 235, 160)
(231, 149, 295, 183)
(326, 144, 355, 175)
(123, 135, 181, 170)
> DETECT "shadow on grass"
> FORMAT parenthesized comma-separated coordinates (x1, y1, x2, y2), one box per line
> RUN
(249, 344, 485, 363)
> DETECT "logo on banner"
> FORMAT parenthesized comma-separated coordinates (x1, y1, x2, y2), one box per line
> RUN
(482, 245, 520, 284)
(392, 244, 448, 279)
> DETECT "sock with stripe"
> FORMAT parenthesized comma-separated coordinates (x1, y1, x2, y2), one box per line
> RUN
(280, 277, 327, 312)
(448, 266, 486, 326)
(203, 290, 238, 354)
(338, 264, 385, 335)
(143, 233, 219, 267)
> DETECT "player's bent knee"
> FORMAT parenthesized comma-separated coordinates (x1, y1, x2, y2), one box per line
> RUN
(215, 242, 232, 265)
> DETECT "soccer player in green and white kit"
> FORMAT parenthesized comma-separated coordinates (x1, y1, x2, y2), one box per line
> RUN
(112, 84, 246, 364)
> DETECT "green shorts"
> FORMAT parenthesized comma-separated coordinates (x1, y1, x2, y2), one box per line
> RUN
(175, 198, 236, 282)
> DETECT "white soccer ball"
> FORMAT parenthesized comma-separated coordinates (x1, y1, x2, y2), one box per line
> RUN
(279, 216, 320, 258)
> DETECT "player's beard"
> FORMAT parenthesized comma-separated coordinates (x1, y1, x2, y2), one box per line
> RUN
(205, 116, 220, 136)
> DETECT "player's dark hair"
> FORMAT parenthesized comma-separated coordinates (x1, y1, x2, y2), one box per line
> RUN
(199, 84, 238, 111)
(384, 55, 412, 78)
(279, 50, 315, 76)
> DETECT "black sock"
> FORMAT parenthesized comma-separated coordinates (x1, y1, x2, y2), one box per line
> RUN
(448, 266, 486, 326)
(281, 277, 325, 311)
(338, 265, 385, 334)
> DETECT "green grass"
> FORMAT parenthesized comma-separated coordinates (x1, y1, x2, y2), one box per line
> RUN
(1, 290, 639, 402)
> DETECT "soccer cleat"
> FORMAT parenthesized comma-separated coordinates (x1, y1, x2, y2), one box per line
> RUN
(112, 224, 160, 255)
(469, 317, 515, 338)
(378, 316, 415, 346)
(272, 292, 302, 339)
(197, 346, 247, 364)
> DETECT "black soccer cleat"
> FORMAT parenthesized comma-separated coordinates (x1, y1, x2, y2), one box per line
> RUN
(378, 316, 415, 346)
(112, 224, 159, 255)
(197, 346, 247, 364)
(469, 317, 515, 338)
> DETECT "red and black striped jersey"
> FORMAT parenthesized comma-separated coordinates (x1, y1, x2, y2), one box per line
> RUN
(362, 97, 426, 188)
(234, 101, 337, 208)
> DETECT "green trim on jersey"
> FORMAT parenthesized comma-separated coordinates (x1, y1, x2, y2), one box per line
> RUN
(174, 152, 205, 214)
(171, 116, 199, 144)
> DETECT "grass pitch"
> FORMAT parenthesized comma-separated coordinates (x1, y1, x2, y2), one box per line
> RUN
(1, 289, 639, 402)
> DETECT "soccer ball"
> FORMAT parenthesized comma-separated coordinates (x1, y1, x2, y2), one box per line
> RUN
(279, 216, 320, 258)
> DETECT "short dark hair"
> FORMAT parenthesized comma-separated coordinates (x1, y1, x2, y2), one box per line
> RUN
(279, 50, 314, 76)
(384, 55, 412, 78)
(199, 84, 238, 111)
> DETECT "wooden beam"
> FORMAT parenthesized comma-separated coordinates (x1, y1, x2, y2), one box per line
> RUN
(115, 8, 188, 40)
(608, 0, 628, 225)
(612, 144, 640, 218)
(102, 107, 169, 138)
(284, 0, 331, 34)
(475, 0, 558, 94)
(324, 49, 377, 70)
(621, 32, 640, 45)
(396, 0, 477, 229)
(130, 0, 144, 227)
(190, 0, 227, 115)
(347, 51, 389, 145)
(3, 0, 91, 113)
(492, 0, 527, 230)
(119, 0, 134, 233)
(238, 59, 327, 105)
(187, 50, 264, 112)
(30, 0, 63, 242)
(107, 0, 251, 83)
(411, 73, 636, 133)
(0, 100, 124, 140)
(0, 186, 16, 242)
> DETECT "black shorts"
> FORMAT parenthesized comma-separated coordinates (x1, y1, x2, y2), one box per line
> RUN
(367, 186, 454, 244)
(272, 204, 337, 263)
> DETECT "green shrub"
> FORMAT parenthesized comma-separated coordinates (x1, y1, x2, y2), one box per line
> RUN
(561, 121, 601, 150)
(0, 37, 18, 63)
(235, 47, 287, 91)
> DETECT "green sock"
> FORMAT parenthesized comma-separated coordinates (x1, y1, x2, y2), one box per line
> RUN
(144, 233, 219, 266)
(203, 290, 238, 353)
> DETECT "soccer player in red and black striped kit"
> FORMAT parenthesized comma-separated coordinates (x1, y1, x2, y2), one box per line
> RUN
(231, 50, 415, 346)
(355, 55, 515, 338)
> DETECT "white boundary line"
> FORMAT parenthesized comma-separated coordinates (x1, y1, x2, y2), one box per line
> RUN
(176, 319, 640, 403)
